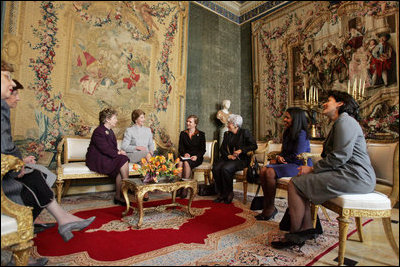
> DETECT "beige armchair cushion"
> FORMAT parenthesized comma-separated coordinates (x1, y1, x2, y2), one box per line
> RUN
(1, 214, 18, 235)
(330, 191, 391, 210)
(367, 142, 397, 186)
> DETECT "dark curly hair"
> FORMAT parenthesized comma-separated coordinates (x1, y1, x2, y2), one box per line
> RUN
(326, 90, 361, 121)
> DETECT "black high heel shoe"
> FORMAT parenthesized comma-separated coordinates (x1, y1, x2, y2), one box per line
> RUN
(284, 228, 320, 243)
(113, 197, 126, 206)
(255, 207, 278, 221)
(271, 240, 305, 249)
(224, 191, 234, 204)
(213, 195, 224, 203)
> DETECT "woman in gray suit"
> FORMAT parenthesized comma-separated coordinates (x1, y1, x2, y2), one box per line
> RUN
(272, 90, 376, 248)
(121, 109, 154, 163)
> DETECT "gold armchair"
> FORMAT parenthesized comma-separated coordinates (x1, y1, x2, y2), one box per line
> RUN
(192, 140, 217, 185)
(1, 154, 34, 266)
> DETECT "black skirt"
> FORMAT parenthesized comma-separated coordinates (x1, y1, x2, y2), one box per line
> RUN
(19, 169, 54, 220)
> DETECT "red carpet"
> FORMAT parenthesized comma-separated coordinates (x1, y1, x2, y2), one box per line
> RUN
(34, 199, 245, 261)
(32, 194, 374, 265)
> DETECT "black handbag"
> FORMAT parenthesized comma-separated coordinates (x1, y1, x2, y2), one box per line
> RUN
(250, 184, 264, 210)
(246, 158, 260, 184)
(198, 183, 216, 196)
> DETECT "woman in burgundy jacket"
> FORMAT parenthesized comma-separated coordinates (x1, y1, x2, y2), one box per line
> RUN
(86, 108, 129, 205)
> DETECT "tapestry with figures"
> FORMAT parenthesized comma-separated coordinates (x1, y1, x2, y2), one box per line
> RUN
(2, 1, 188, 162)
(252, 1, 399, 141)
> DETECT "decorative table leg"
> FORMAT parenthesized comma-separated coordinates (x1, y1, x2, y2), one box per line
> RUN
(136, 190, 145, 229)
(121, 183, 130, 216)
(187, 187, 195, 217)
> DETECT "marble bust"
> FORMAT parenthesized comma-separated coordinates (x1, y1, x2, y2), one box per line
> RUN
(216, 99, 231, 145)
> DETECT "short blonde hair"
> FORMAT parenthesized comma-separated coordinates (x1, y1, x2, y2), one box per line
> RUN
(99, 107, 117, 125)
(187, 115, 198, 125)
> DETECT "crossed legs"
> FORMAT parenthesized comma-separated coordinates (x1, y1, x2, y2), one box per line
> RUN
(177, 160, 192, 179)
(177, 161, 192, 198)
(287, 180, 313, 233)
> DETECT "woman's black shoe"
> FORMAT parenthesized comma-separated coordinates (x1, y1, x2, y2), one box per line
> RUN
(113, 197, 126, 206)
(180, 188, 188, 199)
(213, 196, 224, 203)
(224, 191, 234, 204)
(255, 207, 278, 221)
(271, 240, 305, 249)
(285, 228, 319, 243)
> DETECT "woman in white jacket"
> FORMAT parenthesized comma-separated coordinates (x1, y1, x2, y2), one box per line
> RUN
(121, 109, 154, 164)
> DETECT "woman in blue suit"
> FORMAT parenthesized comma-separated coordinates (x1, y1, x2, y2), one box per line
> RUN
(255, 107, 312, 221)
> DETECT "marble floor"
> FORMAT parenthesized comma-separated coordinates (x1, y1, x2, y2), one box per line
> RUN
(233, 182, 399, 266)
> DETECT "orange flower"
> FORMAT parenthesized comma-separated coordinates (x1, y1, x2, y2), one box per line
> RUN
(141, 158, 147, 165)
(161, 165, 167, 171)
(175, 158, 180, 164)
(132, 164, 140, 171)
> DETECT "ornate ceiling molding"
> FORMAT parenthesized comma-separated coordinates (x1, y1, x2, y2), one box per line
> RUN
(193, 1, 291, 25)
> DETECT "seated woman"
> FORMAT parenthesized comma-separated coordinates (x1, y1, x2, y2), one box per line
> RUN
(272, 90, 376, 248)
(212, 114, 257, 204)
(256, 107, 311, 221)
(86, 108, 130, 205)
(176, 115, 206, 198)
(1, 61, 95, 244)
(121, 109, 154, 164)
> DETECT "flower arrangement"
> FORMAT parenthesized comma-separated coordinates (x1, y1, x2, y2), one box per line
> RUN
(132, 153, 182, 183)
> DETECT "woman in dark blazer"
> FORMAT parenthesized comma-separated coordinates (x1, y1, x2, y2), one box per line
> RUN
(177, 115, 206, 198)
(212, 114, 258, 204)
(86, 107, 130, 205)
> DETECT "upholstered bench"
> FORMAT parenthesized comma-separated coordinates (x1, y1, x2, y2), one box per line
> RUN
(56, 136, 140, 203)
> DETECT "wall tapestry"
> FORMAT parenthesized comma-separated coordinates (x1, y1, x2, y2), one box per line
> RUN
(252, 1, 399, 141)
(2, 1, 188, 160)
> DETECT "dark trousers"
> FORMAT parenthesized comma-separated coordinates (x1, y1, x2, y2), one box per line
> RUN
(19, 170, 54, 220)
(212, 159, 246, 197)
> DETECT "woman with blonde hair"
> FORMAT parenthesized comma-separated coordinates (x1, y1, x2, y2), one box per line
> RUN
(176, 115, 206, 198)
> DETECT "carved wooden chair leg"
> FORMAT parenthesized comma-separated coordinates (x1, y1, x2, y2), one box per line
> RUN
(337, 215, 351, 266)
(11, 240, 33, 266)
(382, 217, 399, 258)
(355, 217, 364, 242)
(321, 206, 331, 222)
(311, 205, 319, 228)
(56, 179, 64, 203)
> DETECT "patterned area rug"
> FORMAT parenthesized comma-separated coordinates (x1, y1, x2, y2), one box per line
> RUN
(32, 191, 370, 266)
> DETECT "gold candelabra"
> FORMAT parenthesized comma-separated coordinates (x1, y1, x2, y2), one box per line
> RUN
(303, 85, 320, 138)
(347, 77, 367, 102)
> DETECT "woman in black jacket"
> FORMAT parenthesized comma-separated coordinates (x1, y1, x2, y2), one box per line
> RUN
(212, 114, 257, 204)
(177, 115, 206, 198)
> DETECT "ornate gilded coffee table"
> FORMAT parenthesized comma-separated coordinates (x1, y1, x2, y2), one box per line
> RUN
(121, 177, 198, 229)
